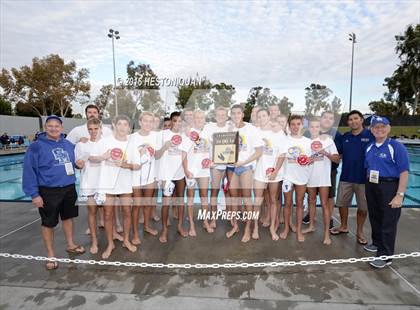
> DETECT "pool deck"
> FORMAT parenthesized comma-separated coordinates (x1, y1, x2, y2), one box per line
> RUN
(0, 202, 419, 309)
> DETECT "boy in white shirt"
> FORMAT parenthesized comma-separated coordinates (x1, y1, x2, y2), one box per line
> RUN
(182, 110, 212, 236)
(226, 105, 263, 243)
(91, 115, 140, 259)
(75, 118, 103, 254)
(280, 115, 314, 242)
(304, 117, 339, 245)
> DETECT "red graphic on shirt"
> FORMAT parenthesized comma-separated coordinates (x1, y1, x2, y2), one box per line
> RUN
(146, 146, 155, 157)
(266, 167, 275, 175)
(311, 141, 322, 152)
(111, 148, 123, 160)
(171, 135, 182, 145)
(297, 154, 309, 166)
(189, 131, 199, 142)
(201, 158, 211, 169)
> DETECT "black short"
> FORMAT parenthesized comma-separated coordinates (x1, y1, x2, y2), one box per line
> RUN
(329, 169, 337, 199)
(38, 184, 78, 228)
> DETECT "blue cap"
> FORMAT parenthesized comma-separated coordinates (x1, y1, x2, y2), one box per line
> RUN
(45, 115, 62, 124)
(370, 116, 390, 127)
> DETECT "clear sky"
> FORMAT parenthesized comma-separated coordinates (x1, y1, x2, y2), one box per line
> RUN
(1, 0, 419, 115)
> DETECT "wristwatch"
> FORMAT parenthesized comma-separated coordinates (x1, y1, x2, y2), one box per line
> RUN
(397, 192, 405, 197)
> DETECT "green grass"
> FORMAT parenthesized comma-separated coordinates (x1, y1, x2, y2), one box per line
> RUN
(338, 126, 420, 137)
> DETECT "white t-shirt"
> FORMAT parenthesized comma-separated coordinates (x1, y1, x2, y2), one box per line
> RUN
(75, 139, 101, 196)
(66, 123, 112, 144)
(283, 135, 313, 185)
(228, 123, 263, 168)
(158, 129, 187, 181)
(254, 129, 287, 183)
(181, 127, 211, 178)
(94, 135, 139, 195)
(307, 137, 338, 187)
(129, 131, 162, 186)
(202, 122, 229, 170)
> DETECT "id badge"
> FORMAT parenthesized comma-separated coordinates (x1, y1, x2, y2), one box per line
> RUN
(369, 170, 379, 184)
(65, 162, 75, 175)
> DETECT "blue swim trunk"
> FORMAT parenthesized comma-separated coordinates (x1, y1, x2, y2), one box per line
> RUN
(226, 165, 253, 176)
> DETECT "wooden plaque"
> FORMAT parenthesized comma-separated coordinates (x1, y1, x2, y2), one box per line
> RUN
(212, 132, 239, 164)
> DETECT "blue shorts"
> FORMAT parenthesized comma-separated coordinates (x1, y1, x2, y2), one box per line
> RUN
(227, 165, 253, 176)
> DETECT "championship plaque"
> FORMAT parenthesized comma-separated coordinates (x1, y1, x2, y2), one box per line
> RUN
(212, 132, 239, 164)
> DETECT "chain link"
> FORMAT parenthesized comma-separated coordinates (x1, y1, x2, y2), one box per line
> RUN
(0, 252, 418, 269)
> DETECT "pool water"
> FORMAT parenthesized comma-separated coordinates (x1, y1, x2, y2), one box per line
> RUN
(1, 146, 419, 206)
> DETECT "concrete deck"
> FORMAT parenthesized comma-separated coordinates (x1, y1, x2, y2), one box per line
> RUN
(0, 202, 419, 309)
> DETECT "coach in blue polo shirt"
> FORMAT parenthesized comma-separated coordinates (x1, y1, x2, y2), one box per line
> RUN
(363, 116, 409, 268)
(331, 110, 374, 245)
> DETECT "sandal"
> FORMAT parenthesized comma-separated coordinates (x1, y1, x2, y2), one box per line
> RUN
(330, 227, 349, 235)
(357, 235, 368, 245)
(45, 261, 58, 270)
(66, 245, 85, 254)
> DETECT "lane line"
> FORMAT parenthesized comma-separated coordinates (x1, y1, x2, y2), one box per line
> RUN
(0, 218, 40, 239)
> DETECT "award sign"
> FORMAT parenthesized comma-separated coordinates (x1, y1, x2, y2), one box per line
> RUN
(212, 132, 239, 165)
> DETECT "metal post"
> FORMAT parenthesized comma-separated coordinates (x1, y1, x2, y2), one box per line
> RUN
(111, 36, 118, 116)
(349, 33, 356, 112)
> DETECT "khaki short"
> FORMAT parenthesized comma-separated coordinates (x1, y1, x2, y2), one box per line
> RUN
(336, 181, 367, 211)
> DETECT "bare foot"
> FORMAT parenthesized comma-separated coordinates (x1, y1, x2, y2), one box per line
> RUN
(203, 222, 214, 233)
(279, 215, 285, 224)
(123, 240, 137, 252)
(113, 231, 123, 241)
(144, 227, 158, 236)
(279, 229, 288, 240)
(290, 222, 296, 233)
(241, 231, 251, 243)
(101, 244, 115, 259)
(85, 228, 91, 235)
(210, 219, 216, 229)
(270, 227, 279, 241)
(323, 237, 332, 245)
(159, 230, 168, 243)
(297, 233, 305, 242)
(252, 229, 259, 240)
(226, 226, 239, 238)
(302, 226, 315, 234)
(262, 218, 270, 228)
(90, 244, 98, 254)
(116, 226, 123, 234)
(177, 227, 188, 237)
(189, 226, 197, 237)
(98, 221, 105, 228)
(131, 237, 141, 245)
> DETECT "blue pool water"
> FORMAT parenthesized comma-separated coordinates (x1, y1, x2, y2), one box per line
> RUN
(1, 145, 419, 206)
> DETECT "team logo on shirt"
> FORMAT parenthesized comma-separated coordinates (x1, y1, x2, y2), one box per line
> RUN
(201, 158, 211, 169)
(297, 154, 310, 166)
(52, 148, 70, 165)
(288, 146, 303, 159)
(263, 138, 273, 155)
(111, 148, 123, 160)
(239, 133, 247, 151)
(189, 131, 199, 142)
(379, 153, 387, 159)
(311, 141, 322, 152)
(171, 135, 182, 145)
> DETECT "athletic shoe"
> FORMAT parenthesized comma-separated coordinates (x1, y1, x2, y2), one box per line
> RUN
(302, 213, 310, 224)
(369, 258, 392, 269)
(364, 244, 378, 253)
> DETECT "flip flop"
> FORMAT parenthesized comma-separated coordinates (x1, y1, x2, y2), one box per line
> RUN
(330, 227, 349, 235)
(45, 261, 58, 270)
(66, 245, 85, 254)
(357, 235, 368, 245)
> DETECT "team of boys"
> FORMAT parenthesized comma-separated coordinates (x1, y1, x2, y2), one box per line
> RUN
(22, 103, 409, 269)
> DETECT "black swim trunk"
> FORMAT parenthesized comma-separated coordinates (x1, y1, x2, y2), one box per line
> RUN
(329, 169, 337, 199)
(38, 184, 78, 228)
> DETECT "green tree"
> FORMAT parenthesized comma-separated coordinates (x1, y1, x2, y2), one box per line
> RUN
(368, 99, 398, 115)
(210, 82, 235, 108)
(304, 84, 332, 116)
(244, 86, 263, 121)
(384, 24, 420, 115)
(0, 54, 90, 117)
(105, 88, 137, 120)
(93, 84, 113, 118)
(0, 96, 12, 115)
(175, 76, 212, 110)
(279, 96, 294, 115)
(329, 96, 342, 117)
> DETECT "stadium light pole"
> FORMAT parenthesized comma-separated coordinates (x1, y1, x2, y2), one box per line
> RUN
(348, 32, 356, 112)
(108, 29, 120, 116)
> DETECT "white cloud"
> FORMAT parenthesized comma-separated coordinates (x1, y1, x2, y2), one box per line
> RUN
(1, 0, 418, 114)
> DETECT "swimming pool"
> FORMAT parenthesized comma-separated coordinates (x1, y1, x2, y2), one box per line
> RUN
(1, 145, 419, 206)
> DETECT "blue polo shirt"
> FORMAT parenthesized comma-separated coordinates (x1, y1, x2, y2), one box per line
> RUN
(364, 138, 409, 179)
(337, 128, 374, 184)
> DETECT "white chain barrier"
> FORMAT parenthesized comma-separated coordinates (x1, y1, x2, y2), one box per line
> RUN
(0, 252, 419, 269)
